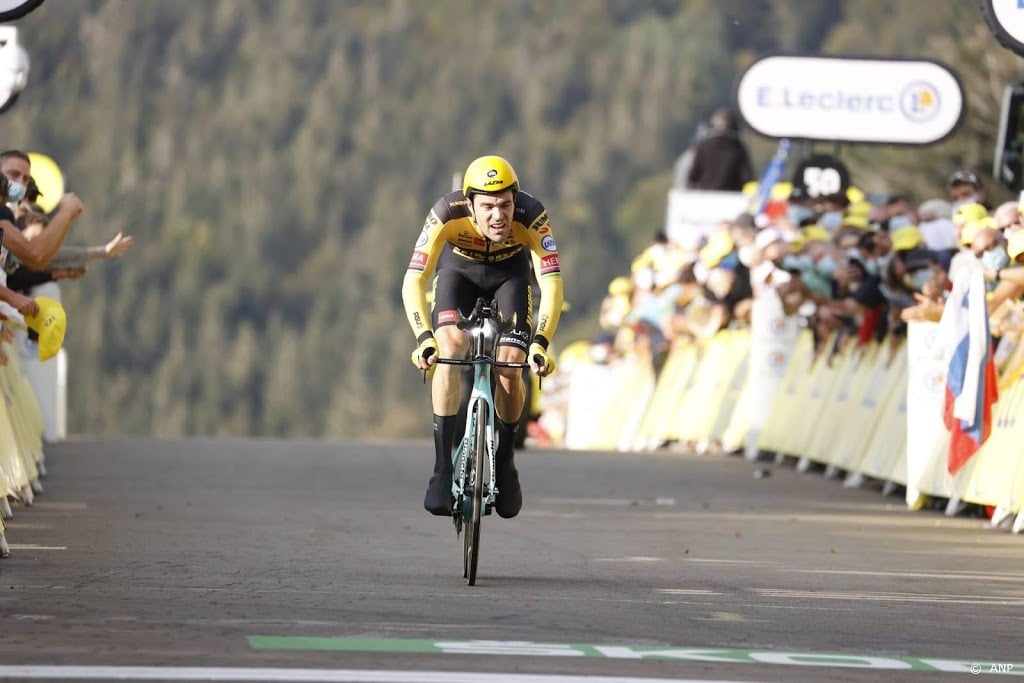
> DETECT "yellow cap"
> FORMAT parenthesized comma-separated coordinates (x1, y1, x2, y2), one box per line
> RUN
(961, 216, 997, 246)
(891, 225, 924, 251)
(1009, 230, 1024, 263)
(841, 213, 869, 230)
(846, 200, 871, 217)
(846, 186, 866, 204)
(23, 296, 66, 362)
(699, 230, 735, 268)
(790, 225, 830, 252)
(953, 202, 988, 226)
(608, 276, 633, 296)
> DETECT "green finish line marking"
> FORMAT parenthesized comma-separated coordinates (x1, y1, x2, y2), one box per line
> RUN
(247, 637, 1024, 675)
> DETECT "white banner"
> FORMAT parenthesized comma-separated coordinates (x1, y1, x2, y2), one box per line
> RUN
(737, 56, 964, 144)
(905, 321, 952, 505)
(743, 287, 799, 458)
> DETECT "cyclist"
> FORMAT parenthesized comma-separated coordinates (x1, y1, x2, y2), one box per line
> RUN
(402, 155, 563, 518)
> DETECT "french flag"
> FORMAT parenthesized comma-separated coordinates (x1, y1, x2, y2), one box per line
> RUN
(938, 263, 998, 475)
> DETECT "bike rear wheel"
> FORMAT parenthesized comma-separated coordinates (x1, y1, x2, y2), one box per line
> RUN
(464, 400, 486, 585)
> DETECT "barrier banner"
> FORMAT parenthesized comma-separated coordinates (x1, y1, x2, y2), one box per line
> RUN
(805, 342, 870, 466)
(789, 337, 847, 460)
(757, 331, 816, 456)
(856, 344, 909, 484)
(631, 340, 698, 450)
(564, 355, 655, 451)
(743, 289, 800, 458)
(961, 377, 1024, 511)
(905, 322, 951, 505)
(673, 330, 748, 444)
(828, 344, 889, 472)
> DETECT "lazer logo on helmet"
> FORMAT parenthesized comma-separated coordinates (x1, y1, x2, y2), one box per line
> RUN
(484, 179, 505, 187)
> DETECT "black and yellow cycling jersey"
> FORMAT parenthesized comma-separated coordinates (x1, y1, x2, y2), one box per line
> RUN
(402, 189, 564, 350)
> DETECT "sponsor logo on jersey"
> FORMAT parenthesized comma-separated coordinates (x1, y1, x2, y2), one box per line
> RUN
(408, 251, 428, 270)
(540, 254, 560, 274)
(415, 229, 429, 247)
(538, 226, 550, 234)
(473, 237, 486, 246)
(541, 235, 557, 252)
(438, 309, 458, 324)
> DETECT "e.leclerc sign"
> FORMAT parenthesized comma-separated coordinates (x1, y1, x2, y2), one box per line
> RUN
(736, 55, 964, 145)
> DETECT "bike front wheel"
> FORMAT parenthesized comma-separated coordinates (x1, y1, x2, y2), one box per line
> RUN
(464, 400, 486, 585)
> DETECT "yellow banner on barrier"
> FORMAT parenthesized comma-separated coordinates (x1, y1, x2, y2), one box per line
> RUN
(788, 336, 850, 460)
(756, 330, 816, 456)
(804, 342, 877, 466)
(827, 343, 890, 472)
(960, 377, 1024, 510)
(857, 344, 909, 485)
(632, 339, 699, 450)
(673, 330, 750, 444)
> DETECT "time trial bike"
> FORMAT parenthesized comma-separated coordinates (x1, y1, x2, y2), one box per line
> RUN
(433, 298, 533, 585)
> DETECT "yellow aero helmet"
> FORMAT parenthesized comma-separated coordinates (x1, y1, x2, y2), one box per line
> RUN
(462, 155, 519, 198)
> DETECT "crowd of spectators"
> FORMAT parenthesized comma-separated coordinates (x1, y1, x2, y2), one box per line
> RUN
(586, 169, 1024, 375)
(0, 149, 133, 558)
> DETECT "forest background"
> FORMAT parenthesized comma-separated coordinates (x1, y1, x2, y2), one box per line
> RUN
(4, 0, 1023, 439)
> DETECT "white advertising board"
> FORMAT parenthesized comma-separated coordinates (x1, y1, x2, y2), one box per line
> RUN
(737, 55, 964, 145)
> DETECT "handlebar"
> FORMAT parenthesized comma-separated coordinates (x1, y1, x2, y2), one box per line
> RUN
(435, 356, 531, 369)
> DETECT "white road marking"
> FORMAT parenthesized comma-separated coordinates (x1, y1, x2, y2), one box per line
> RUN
(7, 544, 67, 550)
(0, 666, 760, 682)
(684, 558, 779, 565)
(30, 502, 88, 511)
(592, 556, 664, 562)
(753, 588, 1024, 606)
(792, 568, 1024, 582)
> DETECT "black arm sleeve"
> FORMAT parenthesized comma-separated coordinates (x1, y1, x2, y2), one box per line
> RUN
(7, 267, 54, 293)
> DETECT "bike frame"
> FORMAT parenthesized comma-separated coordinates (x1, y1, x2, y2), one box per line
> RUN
(434, 298, 529, 584)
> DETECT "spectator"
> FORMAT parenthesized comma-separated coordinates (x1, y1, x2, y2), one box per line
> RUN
(0, 150, 83, 272)
(947, 169, 987, 208)
(6, 210, 133, 293)
(917, 198, 957, 252)
(686, 107, 754, 191)
(993, 200, 1020, 235)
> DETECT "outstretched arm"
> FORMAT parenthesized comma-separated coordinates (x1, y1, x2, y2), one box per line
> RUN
(2, 193, 83, 269)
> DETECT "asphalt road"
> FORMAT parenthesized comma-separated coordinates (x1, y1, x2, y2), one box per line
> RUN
(1, 436, 1022, 682)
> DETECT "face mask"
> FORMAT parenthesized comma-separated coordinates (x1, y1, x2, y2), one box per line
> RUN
(815, 255, 837, 278)
(888, 214, 913, 230)
(6, 180, 25, 203)
(908, 268, 932, 292)
(783, 254, 813, 272)
(819, 211, 842, 232)
(980, 246, 1010, 272)
(787, 204, 816, 226)
(952, 197, 978, 212)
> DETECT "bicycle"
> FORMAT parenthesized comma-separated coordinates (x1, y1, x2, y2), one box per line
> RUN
(430, 297, 533, 586)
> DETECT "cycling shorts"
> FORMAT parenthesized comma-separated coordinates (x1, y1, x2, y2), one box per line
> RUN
(431, 244, 533, 352)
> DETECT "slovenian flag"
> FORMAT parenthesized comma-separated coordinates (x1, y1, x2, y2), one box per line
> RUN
(938, 262, 998, 475)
